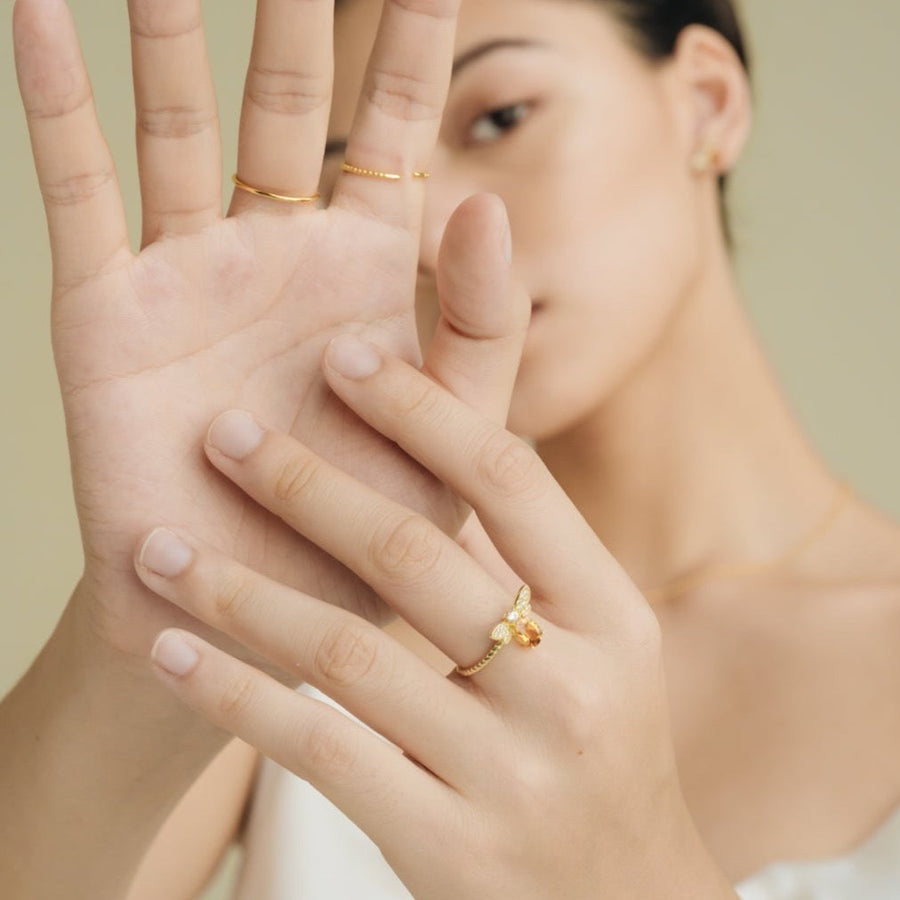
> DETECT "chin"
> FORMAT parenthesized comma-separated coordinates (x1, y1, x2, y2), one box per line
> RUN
(507, 366, 603, 442)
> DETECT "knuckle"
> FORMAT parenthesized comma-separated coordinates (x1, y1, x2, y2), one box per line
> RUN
(392, 379, 444, 425)
(41, 167, 116, 208)
(211, 569, 259, 625)
(614, 601, 663, 661)
(363, 67, 443, 122)
(388, 0, 459, 20)
(475, 431, 542, 500)
(25, 87, 92, 123)
(137, 105, 216, 139)
(217, 671, 257, 720)
(313, 621, 380, 689)
(632, 607, 663, 656)
(130, 11, 203, 42)
(368, 514, 442, 582)
(537, 658, 609, 745)
(301, 710, 358, 777)
(272, 452, 321, 506)
(245, 66, 331, 117)
(504, 754, 556, 805)
(554, 683, 608, 746)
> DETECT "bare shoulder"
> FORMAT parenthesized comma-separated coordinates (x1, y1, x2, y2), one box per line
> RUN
(666, 494, 900, 879)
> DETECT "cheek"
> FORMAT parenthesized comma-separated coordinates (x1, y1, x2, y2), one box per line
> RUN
(504, 101, 703, 438)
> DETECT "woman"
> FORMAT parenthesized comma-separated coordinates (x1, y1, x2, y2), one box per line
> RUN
(4, 0, 900, 898)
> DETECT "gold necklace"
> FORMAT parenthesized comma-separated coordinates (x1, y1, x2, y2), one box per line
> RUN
(642, 480, 857, 603)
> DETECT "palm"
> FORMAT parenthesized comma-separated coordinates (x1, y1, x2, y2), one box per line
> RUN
(64, 207, 457, 659)
(15, 0, 466, 668)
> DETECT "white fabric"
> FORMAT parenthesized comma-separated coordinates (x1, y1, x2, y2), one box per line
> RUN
(734, 803, 900, 900)
(234, 683, 900, 899)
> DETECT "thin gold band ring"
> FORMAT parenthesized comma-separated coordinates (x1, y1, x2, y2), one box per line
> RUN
(232, 174, 321, 204)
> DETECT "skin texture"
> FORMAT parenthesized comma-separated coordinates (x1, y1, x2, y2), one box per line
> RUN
(141, 0, 900, 888)
(4, 0, 533, 896)
(135, 340, 738, 899)
(7, 0, 900, 893)
(325, 0, 900, 882)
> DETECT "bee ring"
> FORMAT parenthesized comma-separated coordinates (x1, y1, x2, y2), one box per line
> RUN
(454, 585, 543, 677)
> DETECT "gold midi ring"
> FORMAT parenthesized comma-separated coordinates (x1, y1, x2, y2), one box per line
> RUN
(455, 585, 543, 677)
(341, 161, 431, 181)
(232, 174, 321, 204)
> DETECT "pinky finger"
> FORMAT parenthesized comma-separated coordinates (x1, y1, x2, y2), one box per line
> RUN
(149, 629, 454, 852)
(13, 0, 131, 295)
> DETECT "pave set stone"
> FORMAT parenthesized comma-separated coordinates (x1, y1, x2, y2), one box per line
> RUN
(490, 585, 542, 648)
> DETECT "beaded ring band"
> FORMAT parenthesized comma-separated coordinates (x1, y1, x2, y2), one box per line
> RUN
(455, 585, 543, 677)
(341, 161, 431, 181)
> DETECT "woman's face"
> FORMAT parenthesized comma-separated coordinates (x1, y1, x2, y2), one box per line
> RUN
(328, 0, 712, 439)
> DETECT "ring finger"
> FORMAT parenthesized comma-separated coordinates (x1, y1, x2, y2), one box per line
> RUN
(134, 527, 501, 791)
(202, 411, 557, 692)
(230, 0, 333, 213)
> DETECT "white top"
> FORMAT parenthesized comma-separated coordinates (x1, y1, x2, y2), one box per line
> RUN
(233, 683, 900, 900)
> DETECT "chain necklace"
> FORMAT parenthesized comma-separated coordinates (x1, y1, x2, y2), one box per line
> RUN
(642, 480, 857, 604)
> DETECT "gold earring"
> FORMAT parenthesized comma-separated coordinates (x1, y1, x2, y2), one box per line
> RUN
(691, 143, 721, 174)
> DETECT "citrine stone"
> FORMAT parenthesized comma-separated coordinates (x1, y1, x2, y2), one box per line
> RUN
(524, 620, 543, 646)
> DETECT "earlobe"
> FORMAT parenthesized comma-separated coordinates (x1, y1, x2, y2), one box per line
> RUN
(673, 24, 753, 175)
(690, 143, 723, 175)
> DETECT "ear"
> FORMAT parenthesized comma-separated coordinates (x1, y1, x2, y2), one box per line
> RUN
(665, 23, 753, 175)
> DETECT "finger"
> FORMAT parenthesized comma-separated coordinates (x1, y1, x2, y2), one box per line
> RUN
(422, 193, 530, 426)
(229, 0, 333, 213)
(456, 514, 522, 592)
(134, 526, 500, 791)
(330, 0, 460, 229)
(148, 628, 456, 861)
(13, 0, 131, 295)
(322, 343, 643, 631)
(128, 0, 222, 244)
(201, 411, 558, 681)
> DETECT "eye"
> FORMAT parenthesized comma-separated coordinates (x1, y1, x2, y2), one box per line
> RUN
(467, 102, 531, 145)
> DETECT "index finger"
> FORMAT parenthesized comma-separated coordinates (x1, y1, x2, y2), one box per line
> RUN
(321, 339, 647, 633)
(330, 0, 460, 230)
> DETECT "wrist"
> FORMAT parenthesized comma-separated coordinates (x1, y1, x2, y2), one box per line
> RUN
(0, 581, 230, 899)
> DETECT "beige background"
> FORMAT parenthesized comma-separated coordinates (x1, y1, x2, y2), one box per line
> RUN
(0, 1, 898, 896)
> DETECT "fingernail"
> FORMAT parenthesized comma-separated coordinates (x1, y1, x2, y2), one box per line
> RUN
(326, 334, 382, 380)
(139, 527, 194, 578)
(207, 410, 264, 460)
(151, 630, 199, 677)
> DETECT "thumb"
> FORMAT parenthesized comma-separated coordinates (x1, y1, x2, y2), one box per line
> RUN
(421, 193, 530, 427)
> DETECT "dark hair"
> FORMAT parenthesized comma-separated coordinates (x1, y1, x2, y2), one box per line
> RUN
(336, 0, 752, 248)
(599, 1, 752, 249)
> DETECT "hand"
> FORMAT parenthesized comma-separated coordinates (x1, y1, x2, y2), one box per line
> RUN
(12, 0, 526, 668)
(131, 344, 735, 899)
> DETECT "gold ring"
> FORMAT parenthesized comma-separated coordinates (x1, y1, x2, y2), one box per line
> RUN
(455, 585, 542, 677)
(232, 174, 321, 204)
(341, 162, 431, 181)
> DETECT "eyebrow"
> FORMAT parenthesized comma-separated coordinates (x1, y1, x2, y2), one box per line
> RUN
(324, 38, 547, 157)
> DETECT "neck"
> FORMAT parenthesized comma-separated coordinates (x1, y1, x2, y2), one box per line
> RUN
(536, 235, 843, 605)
